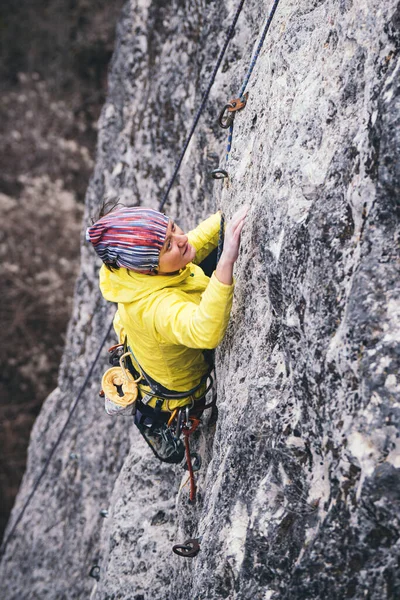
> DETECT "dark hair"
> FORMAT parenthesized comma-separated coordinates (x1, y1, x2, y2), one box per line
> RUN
(91, 199, 124, 271)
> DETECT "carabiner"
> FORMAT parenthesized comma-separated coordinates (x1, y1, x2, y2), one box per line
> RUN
(218, 103, 235, 129)
(210, 168, 229, 180)
(168, 408, 178, 429)
(172, 538, 201, 558)
(107, 343, 124, 367)
(175, 408, 183, 438)
(89, 565, 100, 581)
(218, 93, 249, 129)
(185, 406, 190, 428)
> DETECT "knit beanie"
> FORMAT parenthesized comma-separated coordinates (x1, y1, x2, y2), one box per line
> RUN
(86, 207, 169, 273)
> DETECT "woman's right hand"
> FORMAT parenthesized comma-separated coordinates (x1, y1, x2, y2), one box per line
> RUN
(215, 205, 249, 285)
(221, 205, 249, 264)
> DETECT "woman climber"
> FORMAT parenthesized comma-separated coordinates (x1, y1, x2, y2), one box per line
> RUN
(86, 204, 247, 460)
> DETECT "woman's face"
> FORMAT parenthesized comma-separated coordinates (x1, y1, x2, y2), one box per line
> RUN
(157, 218, 196, 273)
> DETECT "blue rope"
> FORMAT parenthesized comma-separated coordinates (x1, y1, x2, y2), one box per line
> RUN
(225, 0, 281, 167)
(225, 123, 234, 163)
(238, 0, 281, 99)
(0, 3, 251, 559)
(159, 0, 247, 212)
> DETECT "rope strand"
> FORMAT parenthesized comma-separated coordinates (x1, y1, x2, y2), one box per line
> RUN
(0, 319, 114, 560)
(158, 0, 247, 211)
(224, 0, 281, 167)
(1, 0, 251, 560)
(238, 0, 281, 99)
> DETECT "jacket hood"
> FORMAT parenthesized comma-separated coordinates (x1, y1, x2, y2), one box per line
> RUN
(99, 263, 193, 304)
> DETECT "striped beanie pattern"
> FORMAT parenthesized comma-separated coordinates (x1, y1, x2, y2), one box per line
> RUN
(86, 207, 169, 273)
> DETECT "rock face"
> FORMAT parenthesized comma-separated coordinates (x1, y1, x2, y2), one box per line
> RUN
(1, 0, 399, 598)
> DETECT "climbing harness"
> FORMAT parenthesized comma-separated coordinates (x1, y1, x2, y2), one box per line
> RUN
(100, 336, 216, 496)
(212, 0, 281, 180)
(135, 380, 214, 493)
(172, 537, 202, 558)
(128, 348, 216, 496)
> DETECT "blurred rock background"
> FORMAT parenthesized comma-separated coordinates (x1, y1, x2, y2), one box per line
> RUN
(0, 0, 125, 541)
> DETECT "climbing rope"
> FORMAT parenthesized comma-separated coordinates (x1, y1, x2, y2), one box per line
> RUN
(0, 319, 114, 560)
(158, 0, 247, 211)
(181, 416, 201, 503)
(1, 0, 251, 561)
(213, 0, 281, 177)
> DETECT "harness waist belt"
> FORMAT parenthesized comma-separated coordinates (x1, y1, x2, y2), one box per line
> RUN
(126, 346, 212, 400)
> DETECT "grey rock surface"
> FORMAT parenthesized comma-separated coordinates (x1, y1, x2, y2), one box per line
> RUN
(1, 0, 399, 599)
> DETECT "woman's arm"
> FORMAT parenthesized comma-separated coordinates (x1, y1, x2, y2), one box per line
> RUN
(187, 212, 221, 265)
(215, 205, 248, 285)
(153, 274, 234, 349)
(153, 206, 248, 348)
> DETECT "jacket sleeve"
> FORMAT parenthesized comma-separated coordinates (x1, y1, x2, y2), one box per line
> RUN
(187, 212, 221, 265)
(113, 309, 126, 344)
(153, 273, 234, 349)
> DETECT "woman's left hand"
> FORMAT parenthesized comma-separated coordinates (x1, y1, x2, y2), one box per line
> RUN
(216, 205, 249, 284)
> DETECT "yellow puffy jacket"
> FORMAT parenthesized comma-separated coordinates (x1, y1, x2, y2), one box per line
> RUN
(99, 212, 234, 409)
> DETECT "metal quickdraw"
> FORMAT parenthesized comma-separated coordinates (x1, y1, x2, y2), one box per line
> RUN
(218, 92, 249, 129)
(172, 537, 202, 558)
(210, 168, 229, 180)
(211, 0, 281, 179)
(89, 565, 101, 581)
